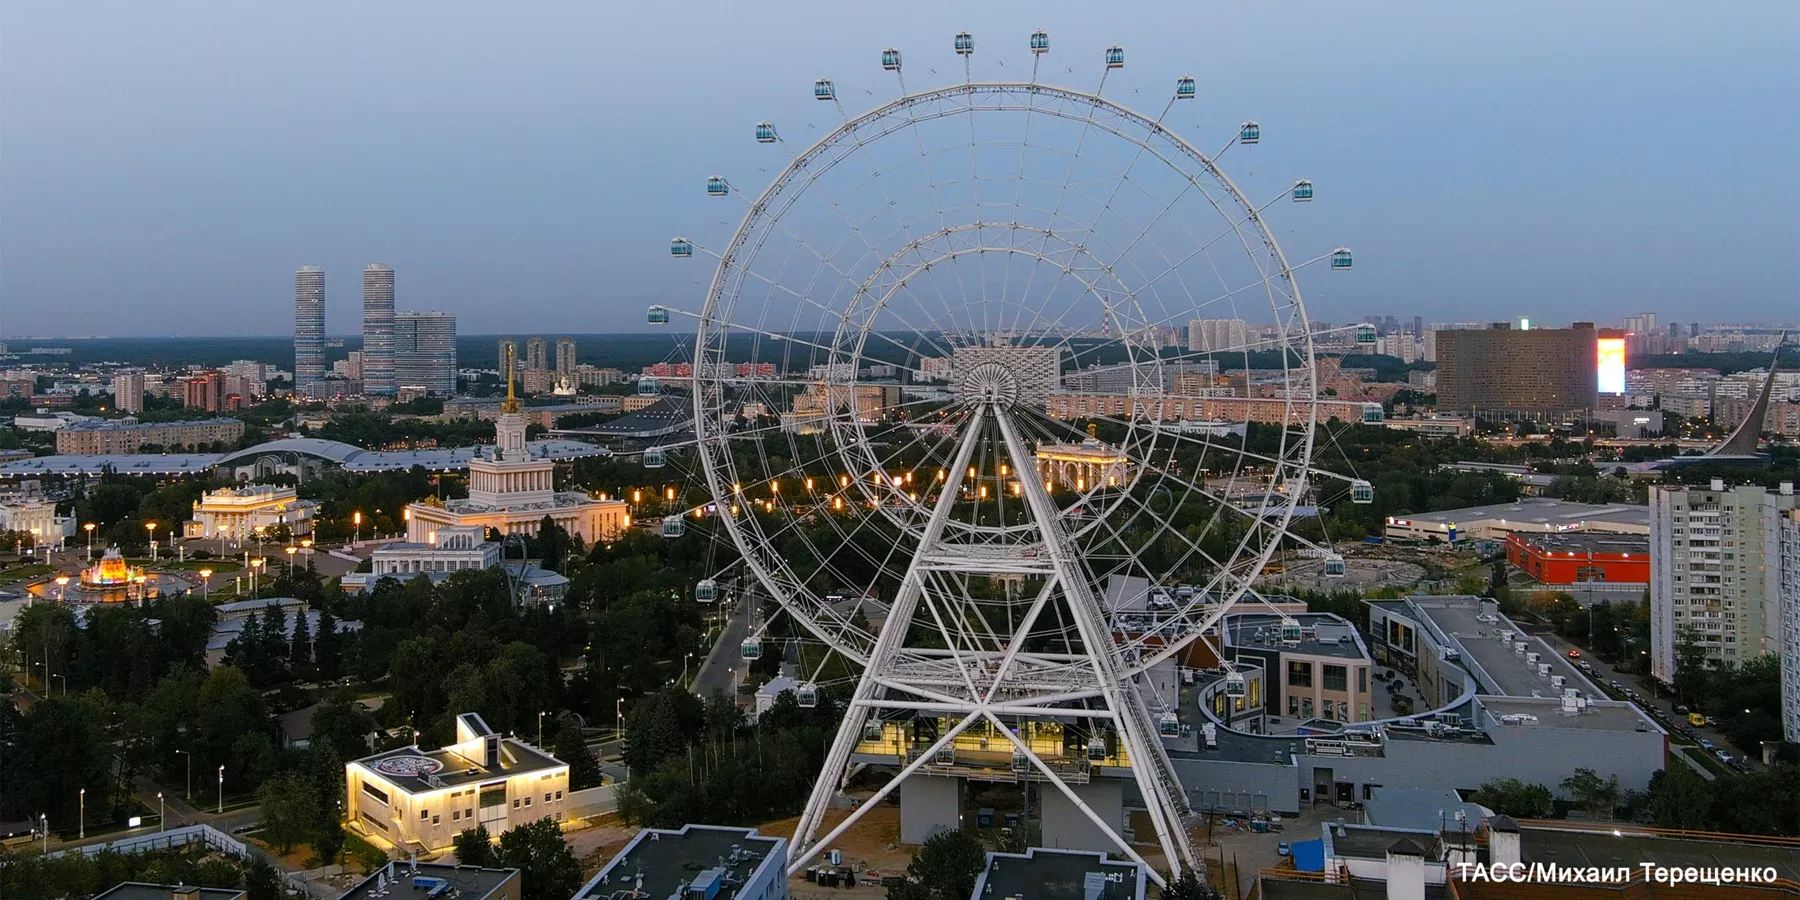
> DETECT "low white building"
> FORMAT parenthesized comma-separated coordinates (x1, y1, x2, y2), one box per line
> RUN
(184, 484, 317, 542)
(339, 526, 568, 606)
(346, 712, 568, 854)
(0, 497, 72, 548)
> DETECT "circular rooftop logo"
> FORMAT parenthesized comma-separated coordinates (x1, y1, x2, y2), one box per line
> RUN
(373, 756, 444, 778)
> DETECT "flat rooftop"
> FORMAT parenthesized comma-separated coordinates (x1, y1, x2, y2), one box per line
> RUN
(973, 848, 1146, 900)
(1224, 612, 1370, 661)
(1259, 879, 1450, 900)
(575, 825, 784, 900)
(339, 862, 518, 900)
(1409, 597, 1593, 701)
(352, 739, 564, 793)
(1391, 498, 1649, 530)
(1509, 530, 1650, 556)
(1521, 824, 1800, 884)
(1480, 696, 1650, 732)
(95, 885, 244, 900)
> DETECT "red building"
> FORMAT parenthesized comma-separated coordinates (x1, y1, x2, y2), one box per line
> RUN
(1506, 531, 1650, 584)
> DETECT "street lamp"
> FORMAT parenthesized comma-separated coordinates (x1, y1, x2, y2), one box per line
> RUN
(217, 765, 224, 814)
(615, 697, 624, 737)
(198, 568, 212, 601)
(84, 522, 96, 560)
(146, 522, 158, 561)
(175, 749, 192, 801)
(158, 792, 165, 832)
(249, 557, 265, 594)
(353, 511, 363, 547)
(301, 538, 314, 571)
(538, 711, 549, 747)
(52, 673, 66, 696)
(55, 575, 69, 603)
(285, 545, 297, 574)
(79, 788, 85, 840)
(29, 527, 41, 558)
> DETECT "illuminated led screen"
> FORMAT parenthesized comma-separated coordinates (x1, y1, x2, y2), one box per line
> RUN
(1597, 338, 1626, 394)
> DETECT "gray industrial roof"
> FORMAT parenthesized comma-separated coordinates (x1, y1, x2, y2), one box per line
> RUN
(972, 848, 1147, 900)
(338, 862, 518, 900)
(94, 884, 244, 900)
(575, 824, 785, 900)
(1223, 612, 1370, 661)
(1391, 497, 1649, 531)
(1, 438, 605, 478)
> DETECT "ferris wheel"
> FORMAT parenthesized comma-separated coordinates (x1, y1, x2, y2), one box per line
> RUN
(650, 32, 1363, 885)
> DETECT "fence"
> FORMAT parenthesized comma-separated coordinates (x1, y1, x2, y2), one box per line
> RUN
(45, 825, 247, 860)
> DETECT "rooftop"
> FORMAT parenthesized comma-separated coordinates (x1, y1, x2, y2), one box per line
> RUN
(60, 417, 243, 432)
(552, 398, 692, 440)
(1223, 612, 1370, 661)
(351, 737, 564, 793)
(574, 824, 785, 900)
(1407, 596, 1602, 703)
(1519, 822, 1800, 885)
(0, 438, 605, 478)
(337, 862, 519, 900)
(95, 884, 245, 900)
(1364, 787, 1490, 834)
(1387, 497, 1649, 531)
(1507, 530, 1650, 557)
(1324, 823, 1444, 862)
(1479, 696, 1650, 732)
(972, 848, 1147, 900)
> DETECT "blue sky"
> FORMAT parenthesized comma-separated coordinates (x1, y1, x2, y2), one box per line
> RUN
(2, 0, 1795, 337)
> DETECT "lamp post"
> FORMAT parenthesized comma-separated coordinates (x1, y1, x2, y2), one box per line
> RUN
(52, 673, 66, 696)
(146, 522, 158, 561)
(217, 765, 224, 814)
(158, 792, 165, 832)
(301, 538, 314, 571)
(198, 568, 212, 601)
(682, 652, 694, 686)
(249, 557, 265, 594)
(538, 711, 549, 747)
(284, 545, 297, 575)
(79, 788, 85, 840)
(175, 749, 191, 801)
(84, 522, 96, 560)
(353, 511, 363, 547)
(615, 697, 624, 738)
(40, 813, 47, 853)
(29, 527, 41, 558)
(55, 575, 69, 603)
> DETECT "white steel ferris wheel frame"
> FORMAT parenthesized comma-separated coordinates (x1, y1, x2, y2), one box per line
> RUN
(681, 64, 1341, 886)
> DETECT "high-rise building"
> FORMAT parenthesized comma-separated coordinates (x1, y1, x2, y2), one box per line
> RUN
(1649, 481, 1799, 684)
(182, 372, 225, 412)
(496, 340, 516, 377)
(555, 337, 576, 376)
(111, 372, 145, 415)
(294, 265, 326, 397)
(394, 311, 458, 396)
(362, 264, 396, 396)
(1434, 324, 1599, 415)
(1186, 318, 1250, 354)
(1775, 497, 1800, 742)
(525, 337, 549, 372)
(1621, 312, 1658, 335)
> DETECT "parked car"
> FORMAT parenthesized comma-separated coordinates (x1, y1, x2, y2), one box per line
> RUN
(1699, 739, 1716, 751)
(1277, 842, 1292, 857)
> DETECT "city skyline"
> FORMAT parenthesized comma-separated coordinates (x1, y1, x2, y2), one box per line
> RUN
(4, 1, 1796, 336)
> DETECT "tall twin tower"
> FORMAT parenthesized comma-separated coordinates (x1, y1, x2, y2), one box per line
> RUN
(294, 263, 433, 398)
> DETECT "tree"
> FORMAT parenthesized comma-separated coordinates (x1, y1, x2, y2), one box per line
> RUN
(889, 829, 986, 900)
(313, 607, 344, 680)
(310, 696, 376, 762)
(315, 815, 345, 865)
(1648, 764, 1712, 831)
(624, 686, 703, 770)
(1469, 778, 1554, 819)
(553, 725, 604, 791)
(453, 825, 495, 866)
(243, 856, 283, 900)
(257, 770, 322, 854)
(1561, 768, 1620, 821)
(495, 817, 582, 900)
(290, 608, 314, 669)
(1159, 872, 1224, 900)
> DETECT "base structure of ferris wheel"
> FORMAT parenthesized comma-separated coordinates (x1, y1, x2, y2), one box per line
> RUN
(783, 394, 1200, 884)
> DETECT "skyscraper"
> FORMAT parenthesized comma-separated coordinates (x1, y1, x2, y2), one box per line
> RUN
(525, 337, 549, 372)
(1186, 318, 1250, 354)
(394, 311, 458, 396)
(1435, 324, 1599, 415)
(362, 264, 396, 396)
(555, 337, 576, 377)
(1649, 481, 1799, 684)
(1776, 500, 1800, 742)
(294, 265, 325, 397)
(111, 372, 145, 415)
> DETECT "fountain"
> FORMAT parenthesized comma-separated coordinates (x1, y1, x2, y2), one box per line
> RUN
(26, 546, 195, 605)
(82, 547, 142, 588)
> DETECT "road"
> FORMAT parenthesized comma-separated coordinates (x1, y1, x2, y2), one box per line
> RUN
(1536, 630, 1753, 777)
(690, 588, 758, 700)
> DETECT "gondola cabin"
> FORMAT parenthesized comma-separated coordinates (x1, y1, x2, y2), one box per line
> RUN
(1292, 180, 1313, 202)
(741, 637, 762, 660)
(755, 121, 777, 143)
(1239, 121, 1260, 144)
(643, 446, 667, 468)
(1224, 672, 1248, 697)
(706, 175, 729, 197)
(1104, 46, 1124, 68)
(1158, 712, 1180, 737)
(813, 79, 835, 100)
(1350, 479, 1374, 504)
(1331, 248, 1354, 270)
(1029, 31, 1049, 54)
(1176, 77, 1196, 100)
(796, 683, 819, 708)
(661, 517, 686, 538)
(954, 32, 974, 55)
(1324, 555, 1347, 577)
(638, 376, 660, 395)
(695, 578, 718, 602)
(881, 48, 901, 70)
(647, 305, 671, 324)
(668, 239, 693, 258)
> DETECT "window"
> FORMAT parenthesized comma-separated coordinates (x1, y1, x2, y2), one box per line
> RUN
(1324, 665, 1348, 692)
(512, 799, 521, 809)
(544, 793, 553, 803)
(362, 812, 388, 832)
(361, 782, 389, 805)
(421, 810, 430, 820)
(1287, 661, 1313, 687)
(1358, 668, 1367, 693)
(452, 811, 461, 821)
(555, 790, 563, 800)
(524, 797, 532, 807)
